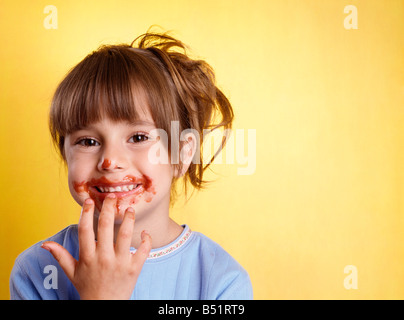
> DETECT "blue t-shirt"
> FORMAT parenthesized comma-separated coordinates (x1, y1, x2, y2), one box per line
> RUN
(10, 225, 253, 300)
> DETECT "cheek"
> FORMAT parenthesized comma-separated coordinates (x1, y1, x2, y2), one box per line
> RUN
(70, 177, 90, 208)
(67, 160, 94, 205)
(131, 146, 173, 194)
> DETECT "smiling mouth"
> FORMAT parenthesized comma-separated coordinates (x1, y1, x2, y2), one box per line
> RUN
(73, 175, 154, 202)
(94, 184, 140, 193)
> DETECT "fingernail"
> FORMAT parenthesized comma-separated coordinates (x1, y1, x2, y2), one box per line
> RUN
(141, 230, 151, 238)
(126, 207, 135, 219)
(41, 243, 51, 252)
(84, 198, 94, 205)
(107, 193, 116, 199)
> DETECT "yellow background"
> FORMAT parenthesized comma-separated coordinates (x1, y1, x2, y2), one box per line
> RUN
(1, 0, 403, 299)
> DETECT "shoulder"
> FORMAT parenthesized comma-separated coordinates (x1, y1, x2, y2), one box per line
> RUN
(10, 225, 79, 300)
(189, 231, 253, 300)
(15, 225, 79, 266)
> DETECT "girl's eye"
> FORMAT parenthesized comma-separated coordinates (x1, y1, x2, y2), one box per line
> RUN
(129, 133, 149, 143)
(76, 138, 100, 147)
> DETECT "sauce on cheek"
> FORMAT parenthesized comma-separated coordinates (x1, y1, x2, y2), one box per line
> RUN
(142, 175, 155, 203)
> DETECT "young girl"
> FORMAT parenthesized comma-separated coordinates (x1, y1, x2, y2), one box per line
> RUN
(9, 30, 253, 300)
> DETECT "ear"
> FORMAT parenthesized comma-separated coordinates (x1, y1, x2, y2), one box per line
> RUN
(175, 131, 198, 178)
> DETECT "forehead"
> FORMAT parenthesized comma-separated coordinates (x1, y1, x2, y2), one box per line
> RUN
(79, 100, 155, 130)
(68, 77, 157, 133)
(51, 44, 176, 139)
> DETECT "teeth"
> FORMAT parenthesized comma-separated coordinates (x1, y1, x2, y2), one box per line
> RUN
(97, 184, 137, 193)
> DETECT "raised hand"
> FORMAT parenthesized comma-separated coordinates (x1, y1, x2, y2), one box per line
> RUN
(41, 193, 152, 299)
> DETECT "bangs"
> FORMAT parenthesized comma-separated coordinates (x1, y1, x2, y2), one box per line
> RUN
(49, 44, 176, 154)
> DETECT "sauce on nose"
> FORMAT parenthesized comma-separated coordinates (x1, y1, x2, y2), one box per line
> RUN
(101, 159, 112, 169)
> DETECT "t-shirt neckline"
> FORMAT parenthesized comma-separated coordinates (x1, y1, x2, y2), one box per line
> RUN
(130, 224, 192, 260)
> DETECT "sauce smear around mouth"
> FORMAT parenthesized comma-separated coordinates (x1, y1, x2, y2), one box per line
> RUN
(73, 174, 156, 211)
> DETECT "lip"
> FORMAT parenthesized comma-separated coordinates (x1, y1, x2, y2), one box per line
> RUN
(87, 175, 145, 199)
(73, 174, 155, 205)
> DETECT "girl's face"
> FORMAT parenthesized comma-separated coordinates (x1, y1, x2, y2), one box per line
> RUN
(63, 110, 174, 224)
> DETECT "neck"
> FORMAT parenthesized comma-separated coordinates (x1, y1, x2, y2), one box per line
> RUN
(124, 215, 183, 249)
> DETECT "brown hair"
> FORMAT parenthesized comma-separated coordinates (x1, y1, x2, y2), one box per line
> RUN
(49, 29, 234, 194)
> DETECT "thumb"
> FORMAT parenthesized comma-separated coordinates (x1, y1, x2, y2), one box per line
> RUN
(41, 241, 77, 281)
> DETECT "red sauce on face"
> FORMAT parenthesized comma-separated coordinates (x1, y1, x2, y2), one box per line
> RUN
(73, 180, 89, 193)
(73, 174, 156, 211)
(101, 159, 112, 169)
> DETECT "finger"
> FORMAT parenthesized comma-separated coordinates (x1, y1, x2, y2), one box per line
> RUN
(96, 193, 116, 254)
(115, 207, 135, 258)
(131, 230, 152, 272)
(41, 241, 77, 281)
(78, 198, 96, 258)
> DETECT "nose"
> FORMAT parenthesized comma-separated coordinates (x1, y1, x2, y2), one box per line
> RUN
(102, 158, 119, 169)
(97, 145, 127, 172)
(98, 157, 124, 172)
